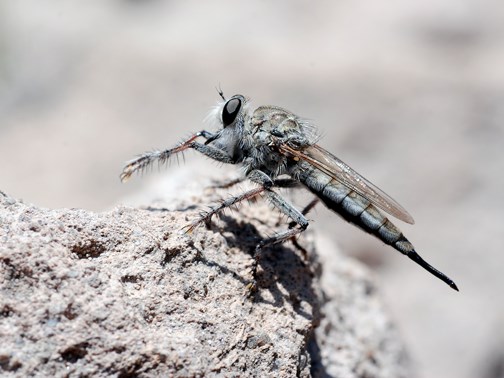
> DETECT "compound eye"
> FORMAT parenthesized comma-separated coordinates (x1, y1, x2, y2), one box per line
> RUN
(222, 98, 241, 127)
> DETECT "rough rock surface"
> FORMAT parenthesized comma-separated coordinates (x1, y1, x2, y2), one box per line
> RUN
(0, 184, 409, 377)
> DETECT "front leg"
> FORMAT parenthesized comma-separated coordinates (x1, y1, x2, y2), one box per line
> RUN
(120, 130, 234, 182)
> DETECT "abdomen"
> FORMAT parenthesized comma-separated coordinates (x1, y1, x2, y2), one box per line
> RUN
(297, 166, 415, 256)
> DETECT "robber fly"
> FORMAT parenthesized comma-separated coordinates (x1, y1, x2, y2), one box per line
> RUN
(120, 91, 458, 291)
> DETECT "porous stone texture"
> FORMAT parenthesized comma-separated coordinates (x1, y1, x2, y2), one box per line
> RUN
(0, 186, 409, 377)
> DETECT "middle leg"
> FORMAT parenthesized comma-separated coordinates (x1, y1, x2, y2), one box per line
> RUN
(245, 170, 310, 249)
(182, 185, 266, 234)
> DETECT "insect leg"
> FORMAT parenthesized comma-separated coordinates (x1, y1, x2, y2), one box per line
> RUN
(256, 188, 309, 249)
(245, 184, 310, 294)
(272, 178, 302, 188)
(184, 171, 298, 232)
(288, 197, 319, 228)
(224, 171, 308, 294)
(244, 170, 309, 249)
(120, 130, 232, 182)
(182, 186, 266, 234)
(209, 176, 246, 189)
(190, 142, 236, 164)
(300, 197, 320, 216)
(287, 197, 320, 258)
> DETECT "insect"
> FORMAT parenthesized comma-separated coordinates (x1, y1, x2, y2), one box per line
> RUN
(120, 91, 458, 291)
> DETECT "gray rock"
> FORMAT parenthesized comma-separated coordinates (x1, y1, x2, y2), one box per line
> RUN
(0, 186, 409, 377)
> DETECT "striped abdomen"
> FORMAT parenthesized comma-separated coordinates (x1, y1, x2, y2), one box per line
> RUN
(298, 167, 414, 256)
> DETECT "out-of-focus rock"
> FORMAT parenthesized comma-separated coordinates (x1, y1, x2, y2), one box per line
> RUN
(0, 181, 409, 377)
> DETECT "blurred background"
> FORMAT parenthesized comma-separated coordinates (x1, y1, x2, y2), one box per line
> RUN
(1, 1, 503, 377)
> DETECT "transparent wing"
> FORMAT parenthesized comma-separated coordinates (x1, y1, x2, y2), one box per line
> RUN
(279, 143, 415, 224)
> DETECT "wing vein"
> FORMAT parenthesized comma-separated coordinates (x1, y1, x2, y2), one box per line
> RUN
(279, 143, 414, 224)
